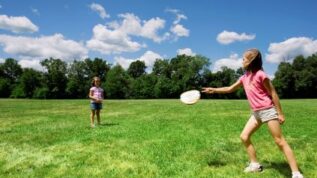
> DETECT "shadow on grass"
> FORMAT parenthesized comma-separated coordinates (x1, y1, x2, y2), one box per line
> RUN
(98, 123, 119, 127)
(263, 161, 291, 177)
(87, 123, 119, 129)
(207, 160, 227, 167)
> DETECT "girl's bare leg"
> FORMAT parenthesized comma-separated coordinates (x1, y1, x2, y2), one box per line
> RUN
(267, 120, 299, 172)
(91, 110, 96, 127)
(96, 110, 101, 125)
(240, 116, 262, 163)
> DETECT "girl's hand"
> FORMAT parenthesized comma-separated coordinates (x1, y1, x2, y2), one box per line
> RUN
(93, 98, 102, 103)
(278, 114, 285, 124)
(96, 99, 103, 103)
(201, 87, 215, 94)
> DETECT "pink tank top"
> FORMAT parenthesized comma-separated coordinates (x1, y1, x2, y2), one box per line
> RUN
(90, 86, 103, 103)
(239, 70, 274, 111)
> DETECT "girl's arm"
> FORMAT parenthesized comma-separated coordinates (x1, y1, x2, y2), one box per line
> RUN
(263, 78, 285, 124)
(89, 90, 97, 101)
(202, 80, 242, 94)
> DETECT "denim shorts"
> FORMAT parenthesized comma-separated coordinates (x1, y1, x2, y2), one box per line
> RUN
(250, 107, 278, 123)
(90, 102, 103, 110)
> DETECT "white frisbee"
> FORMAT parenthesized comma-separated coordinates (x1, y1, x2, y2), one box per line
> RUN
(180, 90, 201, 105)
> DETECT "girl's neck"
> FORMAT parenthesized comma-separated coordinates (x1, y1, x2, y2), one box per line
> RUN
(247, 68, 262, 74)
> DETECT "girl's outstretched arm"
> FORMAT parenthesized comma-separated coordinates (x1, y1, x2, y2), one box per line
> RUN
(202, 80, 242, 94)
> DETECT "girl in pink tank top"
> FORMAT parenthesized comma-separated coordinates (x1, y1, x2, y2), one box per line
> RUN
(201, 49, 303, 178)
(89, 76, 104, 128)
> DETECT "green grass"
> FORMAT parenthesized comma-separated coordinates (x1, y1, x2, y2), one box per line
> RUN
(0, 99, 316, 178)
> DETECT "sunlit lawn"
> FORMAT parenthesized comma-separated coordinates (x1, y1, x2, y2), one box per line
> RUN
(0, 99, 316, 177)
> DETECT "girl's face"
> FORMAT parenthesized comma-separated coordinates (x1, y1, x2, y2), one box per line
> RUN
(242, 55, 249, 69)
(94, 79, 101, 86)
(242, 49, 259, 70)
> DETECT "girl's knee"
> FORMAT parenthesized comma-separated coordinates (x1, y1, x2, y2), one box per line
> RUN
(274, 137, 286, 147)
(240, 133, 250, 143)
(91, 111, 96, 116)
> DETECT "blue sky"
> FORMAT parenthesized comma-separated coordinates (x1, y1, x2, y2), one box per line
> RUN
(0, 0, 317, 77)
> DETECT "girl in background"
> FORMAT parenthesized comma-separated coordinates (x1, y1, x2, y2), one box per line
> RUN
(89, 76, 104, 128)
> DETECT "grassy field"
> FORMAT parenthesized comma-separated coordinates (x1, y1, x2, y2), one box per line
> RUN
(0, 99, 316, 178)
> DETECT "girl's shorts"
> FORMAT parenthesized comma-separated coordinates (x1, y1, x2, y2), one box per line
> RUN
(250, 107, 278, 123)
(90, 103, 103, 110)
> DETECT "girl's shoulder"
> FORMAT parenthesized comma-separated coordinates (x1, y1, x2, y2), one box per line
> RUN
(256, 69, 266, 74)
(90, 86, 103, 91)
(255, 70, 268, 78)
(253, 70, 270, 82)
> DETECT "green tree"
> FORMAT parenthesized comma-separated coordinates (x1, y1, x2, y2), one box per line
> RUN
(0, 58, 22, 83)
(292, 55, 317, 98)
(104, 65, 130, 99)
(66, 60, 90, 98)
(84, 58, 110, 81)
(41, 58, 68, 98)
(152, 59, 171, 78)
(16, 68, 43, 98)
(273, 62, 295, 98)
(127, 60, 146, 78)
(129, 74, 157, 98)
(170, 55, 209, 94)
(0, 58, 22, 97)
(0, 78, 10, 97)
(273, 54, 317, 98)
(306, 54, 317, 97)
(154, 76, 176, 98)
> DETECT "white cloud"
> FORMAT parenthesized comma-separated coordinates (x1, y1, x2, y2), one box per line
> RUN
(266, 37, 317, 63)
(0, 58, 4, 63)
(217, 30, 255, 45)
(87, 13, 168, 54)
(115, 50, 162, 71)
(140, 17, 168, 43)
(90, 3, 110, 19)
(212, 53, 242, 72)
(114, 56, 134, 69)
(177, 48, 196, 56)
(171, 24, 189, 37)
(0, 34, 88, 61)
(18, 59, 44, 71)
(166, 8, 190, 40)
(118, 13, 167, 42)
(0, 15, 39, 33)
(166, 8, 187, 25)
(86, 24, 145, 54)
(31, 8, 40, 16)
(139, 50, 162, 67)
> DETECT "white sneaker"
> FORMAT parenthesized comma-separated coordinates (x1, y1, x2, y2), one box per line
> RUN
(244, 163, 263, 173)
(292, 173, 304, 178)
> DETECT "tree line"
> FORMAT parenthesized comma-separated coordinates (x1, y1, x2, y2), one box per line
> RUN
(1, 53, 316, 99)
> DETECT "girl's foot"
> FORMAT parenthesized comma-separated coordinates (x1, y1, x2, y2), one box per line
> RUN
(244, 162, 263, 173)
(292, 172, 304, 178)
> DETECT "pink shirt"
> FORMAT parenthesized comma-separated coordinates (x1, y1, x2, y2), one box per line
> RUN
(90, 86, 103, 103)
(239, 70, 274, 111)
